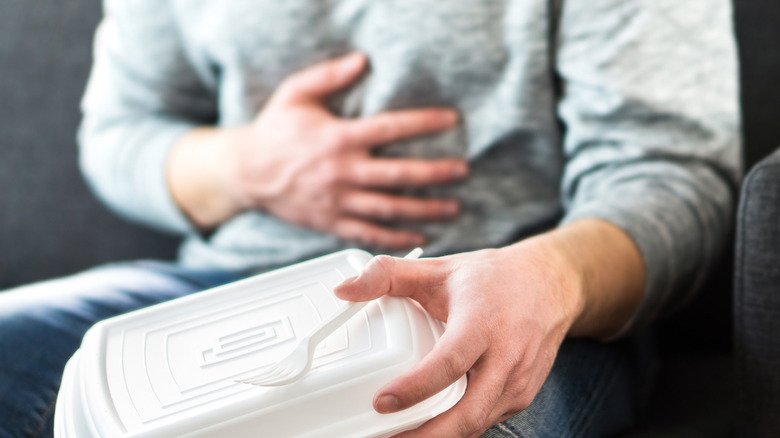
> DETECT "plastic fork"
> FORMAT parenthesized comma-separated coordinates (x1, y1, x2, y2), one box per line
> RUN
(238, 247, 424, 387)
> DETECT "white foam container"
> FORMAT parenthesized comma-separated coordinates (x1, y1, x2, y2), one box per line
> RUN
(54, 249, 466, 438)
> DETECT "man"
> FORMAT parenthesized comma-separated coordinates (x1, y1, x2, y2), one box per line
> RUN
(0, 0, 740, 437)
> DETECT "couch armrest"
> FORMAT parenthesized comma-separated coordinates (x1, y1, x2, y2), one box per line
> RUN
(734, 147, 780, 437)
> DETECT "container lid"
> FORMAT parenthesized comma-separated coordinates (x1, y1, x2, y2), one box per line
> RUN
(56, 249, 466, 438)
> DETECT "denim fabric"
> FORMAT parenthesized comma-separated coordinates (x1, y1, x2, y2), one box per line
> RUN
(734, 147, 780, 437)
(0, 262, 647, 438)
(0, 261, 244, 438)
(484, 339, 648, 438)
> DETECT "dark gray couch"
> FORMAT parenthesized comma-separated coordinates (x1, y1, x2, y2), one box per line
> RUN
(0, 0, 178, 289)
(1, 0, 778, 436)
(734, 148, 780, 437)
(733, 2, 780, 434)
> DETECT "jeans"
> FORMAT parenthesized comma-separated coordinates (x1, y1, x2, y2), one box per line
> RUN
(0, 261, 649, 438)
(483, 338, 650, 438)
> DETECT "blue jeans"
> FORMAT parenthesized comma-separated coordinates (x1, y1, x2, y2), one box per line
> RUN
(0, 261, 649, 438)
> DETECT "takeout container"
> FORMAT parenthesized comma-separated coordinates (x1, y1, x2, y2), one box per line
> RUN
(54, 249, 466, 437)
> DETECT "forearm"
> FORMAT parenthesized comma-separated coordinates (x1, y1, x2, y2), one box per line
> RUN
(513, 218, 646, 339)
(554, 0, 740, 335)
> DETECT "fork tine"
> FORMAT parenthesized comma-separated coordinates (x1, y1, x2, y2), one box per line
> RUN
(242, 360, 300, 384)
(246, 365, 302, 386)
(244, 376, 277, 386)
(245, 369, 282, 384)
(257, 374, 295, 386)
(242, 373, 271, 385)
(264, 367, 295, 381)
(238, 366, 283, 385)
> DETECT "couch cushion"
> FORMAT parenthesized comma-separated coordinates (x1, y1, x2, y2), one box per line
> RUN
(0, 0, 178, 289)
(734, 147, 780, 436)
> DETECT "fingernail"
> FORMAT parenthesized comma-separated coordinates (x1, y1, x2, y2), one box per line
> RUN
(375, 394, 401, 414)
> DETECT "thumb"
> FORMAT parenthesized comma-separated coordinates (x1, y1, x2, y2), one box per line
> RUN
(277, 52, 367, 102)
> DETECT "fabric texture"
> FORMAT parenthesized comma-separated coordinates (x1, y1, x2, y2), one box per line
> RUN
(483, 338, 650, 438)
(0, 0, 179, 289)
(734, 147, 780, 437)
(0, 262, 243, 438)
(79, 0, 741, 337)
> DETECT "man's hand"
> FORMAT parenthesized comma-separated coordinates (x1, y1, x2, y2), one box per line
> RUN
(334, 219, 645, 437)
(169, 53, 468, 249)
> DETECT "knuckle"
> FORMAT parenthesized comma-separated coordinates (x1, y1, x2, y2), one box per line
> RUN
(384, 165, 406, 184)
(441, 350, 470, 381)
(309, 209, 335, 231)
(366, 232, 396, 249)
(318, 160, 345, 186)
(333, 218, 357, 240)
(322, 127, 350, 153)
(370, 254, 397, 272)
(380, 205, 398, 221)
(515, 393, 534, 412)
(318, 191, 339, 211)
(373, 115, 400, 141)
(277, 74, 303, 99)
(368, 200, 395, 220)
(455, 415, 484, 438)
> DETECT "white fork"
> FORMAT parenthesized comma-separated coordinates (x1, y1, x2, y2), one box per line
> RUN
(237, 248, 423, 387)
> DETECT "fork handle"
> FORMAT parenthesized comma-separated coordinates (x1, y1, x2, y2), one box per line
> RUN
(310, 248, 424, 346)
(310, 301, 369, 346)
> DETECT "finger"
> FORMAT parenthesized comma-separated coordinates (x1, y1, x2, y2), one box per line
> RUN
(489, 346, 553, 422)
(393, 358, 507, 438)
(474, 366, 545, 437)
(332, 217, 426, 250)
(374, 318, 486, 414)
(276, 52, 367, 102)
(342, 158, 469, 188)
(333, 254, 448, 303)
(340, 108, 459, 150)
(339, 190, 460, 222)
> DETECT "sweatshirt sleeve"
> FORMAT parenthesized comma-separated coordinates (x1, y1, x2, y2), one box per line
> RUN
(78, 0, 217, 234)
(555, 0, 742, 337)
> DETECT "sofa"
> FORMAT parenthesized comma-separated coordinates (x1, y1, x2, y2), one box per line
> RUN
(734, 147, 780, 436)
(1, 0, 778, 436)
(731, 1, 780, 434)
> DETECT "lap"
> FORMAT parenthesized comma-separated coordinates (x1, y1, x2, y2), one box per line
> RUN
(483, 338, 651, 438)
(0, 261, 243, 438)
(0, 262, 650, 438)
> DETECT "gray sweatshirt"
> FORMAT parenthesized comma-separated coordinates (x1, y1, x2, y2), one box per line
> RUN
(79, 0, 741, 336)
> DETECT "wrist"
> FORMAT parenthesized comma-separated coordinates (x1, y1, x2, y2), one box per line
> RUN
(168, 127, 246, 229)
(543, 219, 646, 338)
(502, 233, 588, 336)
(538, 226, 594, 336)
